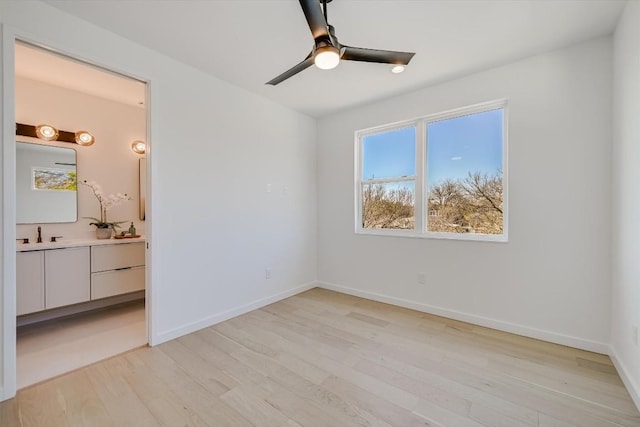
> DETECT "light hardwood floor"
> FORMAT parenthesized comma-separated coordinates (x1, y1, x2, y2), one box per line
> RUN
(16, 300, 146, 389)
(1, 288, 639, 426)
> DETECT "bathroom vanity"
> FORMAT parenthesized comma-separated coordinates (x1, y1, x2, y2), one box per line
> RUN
(16, 238, 145, 317)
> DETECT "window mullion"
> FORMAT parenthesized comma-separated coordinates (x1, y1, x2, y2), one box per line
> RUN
(414, 120, 425, 233)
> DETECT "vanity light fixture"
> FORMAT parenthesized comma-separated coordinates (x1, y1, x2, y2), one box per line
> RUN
(35, 124, 59, 141)
(131, 140, 146, 154)
(75, 131, 95, 146)
(16, 123, 96, 146)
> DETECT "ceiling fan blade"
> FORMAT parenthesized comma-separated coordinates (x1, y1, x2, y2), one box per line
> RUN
(341, 46, 415, 65)
(299, 0, 330, 40)
(266, 53, 315, 85)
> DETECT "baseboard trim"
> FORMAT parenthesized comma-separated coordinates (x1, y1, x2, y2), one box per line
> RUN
(317, 281, 609, 354)
(153, 282, 316, 345)
(609, 345, 640, 411)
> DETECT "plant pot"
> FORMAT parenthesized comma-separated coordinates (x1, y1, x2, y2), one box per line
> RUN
(96, 228, 112, 239)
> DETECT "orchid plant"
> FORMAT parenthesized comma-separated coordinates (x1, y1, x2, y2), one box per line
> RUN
(81, 180, 131, 230)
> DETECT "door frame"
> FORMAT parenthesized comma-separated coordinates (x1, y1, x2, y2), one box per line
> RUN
(1, 25, 155, 400)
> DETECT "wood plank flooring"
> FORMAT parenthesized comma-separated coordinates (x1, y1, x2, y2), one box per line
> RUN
(16, 300, 146, 389)
(1, 288, 639, 426)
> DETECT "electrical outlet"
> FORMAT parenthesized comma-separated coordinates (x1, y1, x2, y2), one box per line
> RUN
(265, 268, 272, 280)
(282, 185, 289, 195)
(417, 272, 426, 285)
(633, 325, 638, 346)
(266, 184, 272, 193)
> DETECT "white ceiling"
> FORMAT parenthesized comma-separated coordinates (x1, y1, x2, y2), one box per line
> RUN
(40, 0, 625, 117)
(15, 42, 146, 108)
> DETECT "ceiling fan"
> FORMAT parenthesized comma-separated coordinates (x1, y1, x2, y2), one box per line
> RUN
(266, 0, 415, 85)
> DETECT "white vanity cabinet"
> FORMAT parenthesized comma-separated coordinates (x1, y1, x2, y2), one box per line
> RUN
(16, 240, 145, 317)
(16, 247, 90, 315)
(16, 251, 45, 315)
(45, 247, 91, 309)
(91, 242, 145, 300)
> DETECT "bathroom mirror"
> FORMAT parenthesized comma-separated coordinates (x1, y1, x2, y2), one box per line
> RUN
(16, 141, 78, 223)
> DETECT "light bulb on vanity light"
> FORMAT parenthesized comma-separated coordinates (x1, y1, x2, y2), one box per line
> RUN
(131, 140, 146, 154)
(75, 131, 95, 146)
(35, 124, 59, 141)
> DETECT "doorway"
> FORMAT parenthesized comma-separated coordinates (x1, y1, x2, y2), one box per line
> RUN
(12, 41, 150, 389)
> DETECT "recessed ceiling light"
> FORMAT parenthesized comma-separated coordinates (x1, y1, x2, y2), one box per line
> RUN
(391, 65, 405, 74)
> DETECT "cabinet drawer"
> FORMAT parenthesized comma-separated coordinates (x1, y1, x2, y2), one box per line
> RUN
(91, 242, 145, 272)
(91, 266, 145, 300)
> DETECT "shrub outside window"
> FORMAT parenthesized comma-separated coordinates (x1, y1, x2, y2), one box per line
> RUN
(355, 100, 507, 242)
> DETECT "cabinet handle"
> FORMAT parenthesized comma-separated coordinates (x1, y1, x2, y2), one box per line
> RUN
(114, 267, 132, 271)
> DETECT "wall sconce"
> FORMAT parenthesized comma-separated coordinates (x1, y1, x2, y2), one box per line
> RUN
(16, 123, 95, 146)
(131, 140, 146, 154)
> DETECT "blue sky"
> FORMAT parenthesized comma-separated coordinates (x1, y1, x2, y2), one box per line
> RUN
(362, 126, 415, 180)
(362, 109, 503, 185)
(427, 109, 503, 184)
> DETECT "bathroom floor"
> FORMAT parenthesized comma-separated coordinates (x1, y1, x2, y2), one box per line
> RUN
(17, 300, 146, 389)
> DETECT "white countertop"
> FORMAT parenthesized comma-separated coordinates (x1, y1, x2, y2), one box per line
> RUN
(16, 236, 146, 252)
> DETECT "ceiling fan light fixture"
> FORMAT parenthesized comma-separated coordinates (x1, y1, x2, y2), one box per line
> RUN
(391, 65, 405, 74)
(35, 124, 59, 141)
(314, 46, 340, 70)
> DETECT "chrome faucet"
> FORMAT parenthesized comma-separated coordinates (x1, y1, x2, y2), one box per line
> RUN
(37, 226, 42, 243)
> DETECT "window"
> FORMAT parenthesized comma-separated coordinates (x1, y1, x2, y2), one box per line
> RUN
(360, 126, 416, 230)
(356, 100, 507, 241)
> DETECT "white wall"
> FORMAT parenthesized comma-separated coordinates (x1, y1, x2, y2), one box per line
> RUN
(317, 37, 613, 353)
(0, 0, 317, 400)
(15, 76, 146, 239)
(611, 0, 640, 408)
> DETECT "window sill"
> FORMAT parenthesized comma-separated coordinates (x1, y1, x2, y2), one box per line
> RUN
(355, 228, 508, 243)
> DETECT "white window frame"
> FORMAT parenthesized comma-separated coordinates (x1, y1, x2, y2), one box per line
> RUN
(355, 99, 508, 242)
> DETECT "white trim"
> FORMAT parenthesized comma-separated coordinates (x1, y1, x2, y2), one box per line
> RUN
(356, 228, 508, 242)
(317, 281, 609, 354)
(154, 282, 317, 345)
(415, 120, 426, 233)
(609, 345, 640, 411)
(143, 76, 155, 347)
(1, 24, 18, 402)
(1, 27, 154, 401)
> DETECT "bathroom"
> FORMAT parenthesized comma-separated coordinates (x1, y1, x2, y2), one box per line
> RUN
(14, 41, 148, 388)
